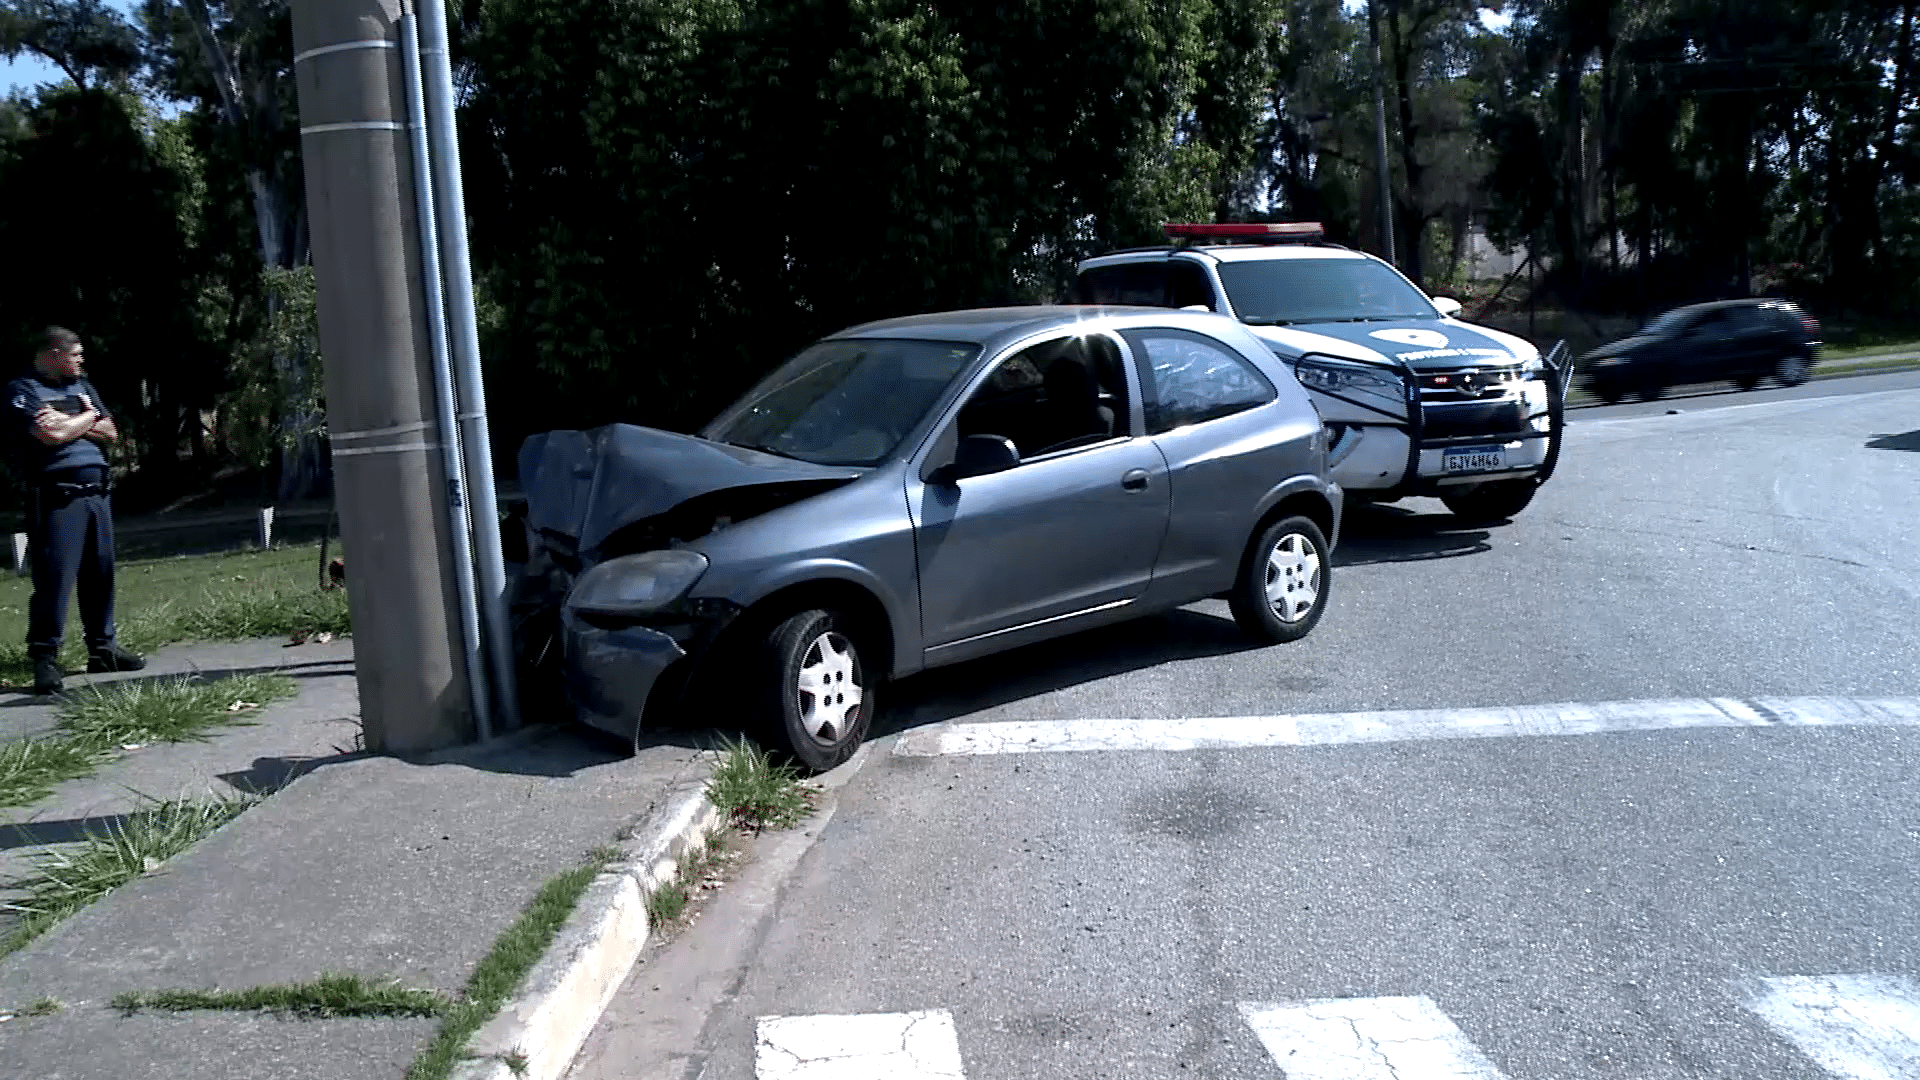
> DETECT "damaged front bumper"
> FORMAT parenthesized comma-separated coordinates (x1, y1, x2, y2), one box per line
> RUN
(560, 609, 688, 744)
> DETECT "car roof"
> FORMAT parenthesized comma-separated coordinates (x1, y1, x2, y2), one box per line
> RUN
(1081, 244, 1372, 270)
(827, 305, 1206, 346)
(1674, 298, 1797, 315)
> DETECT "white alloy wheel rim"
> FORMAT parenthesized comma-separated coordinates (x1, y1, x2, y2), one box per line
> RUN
(796, 630, 862, 747)
(1264, 532, 1322, 623)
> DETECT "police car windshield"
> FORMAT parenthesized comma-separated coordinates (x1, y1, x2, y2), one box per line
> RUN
(1216, 258, 1438, 324)
(705, 338, 978, 466)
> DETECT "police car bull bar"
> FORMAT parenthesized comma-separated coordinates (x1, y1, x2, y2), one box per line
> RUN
(1290, 339, 1572, 496)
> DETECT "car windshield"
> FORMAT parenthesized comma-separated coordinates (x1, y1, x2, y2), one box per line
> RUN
(1215, 257, 1438, 324)
(704, 337, 979, 466)
(1643, 308, 1695, 334)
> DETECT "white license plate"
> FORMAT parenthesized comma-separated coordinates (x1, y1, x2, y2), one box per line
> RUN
(1443, 445, 1507, 473)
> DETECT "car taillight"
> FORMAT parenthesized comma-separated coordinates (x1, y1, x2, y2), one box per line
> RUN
(1801, 313, 1820, 337)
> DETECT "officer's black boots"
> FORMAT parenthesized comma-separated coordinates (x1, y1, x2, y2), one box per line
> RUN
(87, 643, 145, 674)
(32, 656, 63, 695)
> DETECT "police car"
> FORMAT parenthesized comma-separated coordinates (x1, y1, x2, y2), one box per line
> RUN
(1074, 223, 1572, 523)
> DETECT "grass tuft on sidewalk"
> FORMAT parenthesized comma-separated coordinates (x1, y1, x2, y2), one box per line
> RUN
(0, 673, 295, 809)
(704, 737, 815, 831)
(404, 846, 621, 1080)
(114, 974, 449, 1019)
(1, 792, 257, 956)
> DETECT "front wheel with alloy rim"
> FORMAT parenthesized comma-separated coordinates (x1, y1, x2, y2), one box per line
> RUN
(759, 609, 874, 772)
(1441, 478, 1538, 524)
(1229, 515, 1330, 644)
(1775, 351, 1812, 387)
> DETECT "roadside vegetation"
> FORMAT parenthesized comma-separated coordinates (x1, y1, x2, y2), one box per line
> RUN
(0, 674, 295, 809)
(1, 792, 257, 957)
(114, 974, 447, 1020)
(0, 544, 349, 688)
(703, 738, 817, 832)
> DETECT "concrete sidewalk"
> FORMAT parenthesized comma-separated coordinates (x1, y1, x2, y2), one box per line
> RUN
(0, 638, 712, 1080)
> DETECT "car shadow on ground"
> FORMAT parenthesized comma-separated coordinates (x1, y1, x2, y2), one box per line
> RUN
(1866, 429, 1920, 452)
(874, 607, 1261, 735)
(1333, 501, 1494, 565)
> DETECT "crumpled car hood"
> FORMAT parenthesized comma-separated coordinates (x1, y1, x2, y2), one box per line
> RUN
(518, 424, 864, 562)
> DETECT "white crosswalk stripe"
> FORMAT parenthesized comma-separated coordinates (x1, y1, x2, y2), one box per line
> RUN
(754, 1009, 967, 1079)
(891, 696, 1920, 758)
(1745, 974, 1920, 1080)
(1239, 996, 1509, 1079)
(750, 974, 1920, 1079)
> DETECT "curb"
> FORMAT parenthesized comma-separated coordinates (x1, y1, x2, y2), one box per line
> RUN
(449, 766, 727, 1080)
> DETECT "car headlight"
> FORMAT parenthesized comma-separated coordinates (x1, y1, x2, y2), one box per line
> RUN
(568, 551, 709, 615)
(1289, 354, 1405, 397)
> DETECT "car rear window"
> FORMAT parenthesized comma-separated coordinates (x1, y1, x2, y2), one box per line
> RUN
(1076, 262, 1170, 306)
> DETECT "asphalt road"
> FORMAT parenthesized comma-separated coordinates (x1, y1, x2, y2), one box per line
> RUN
(571, 369, 1920, 1080)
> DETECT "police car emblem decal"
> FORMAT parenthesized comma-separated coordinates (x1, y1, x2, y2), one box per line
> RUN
(1369, 328, 1451, 349)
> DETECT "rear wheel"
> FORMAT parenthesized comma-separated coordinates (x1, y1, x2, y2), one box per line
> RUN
(1775, 351, 1812, 387)
(1592, 386, 1623, 405)
(1636, 381, 1667, 402)
(1441, 478, 1539, 524)
(1734, 374, 1761, 391)
(758, 609, 874, 773)
(1229, 515, 1330, 644)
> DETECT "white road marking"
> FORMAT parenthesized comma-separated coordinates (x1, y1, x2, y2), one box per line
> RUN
(755, 1009, 966, 1079)
(1239, 996, 1508, 1080)
(891, 696, 1920, 758)
(1746, 974, 1920, 1079)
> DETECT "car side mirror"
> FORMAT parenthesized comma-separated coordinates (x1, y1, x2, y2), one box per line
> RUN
(1431, 296, 1463, 318)
(933, 434, 1020, 485)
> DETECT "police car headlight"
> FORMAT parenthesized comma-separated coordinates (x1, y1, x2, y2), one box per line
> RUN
(1517, 353, 1544, 376)
(1290, 354, 1403, 395)
(568, 551, 709, 615)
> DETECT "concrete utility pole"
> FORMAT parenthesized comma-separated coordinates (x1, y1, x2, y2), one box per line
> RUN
(1366, 0, 1398, 267)
(290, 0, 476, 752)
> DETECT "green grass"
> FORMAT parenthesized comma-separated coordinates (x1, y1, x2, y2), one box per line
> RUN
(646, 828, 737, 932)
(404, 846, 621, 1080)
(0, 543, 351, 688)
(704, 738, 815, 831)
(113, 974, 449, 1020)
(1, 793, 256, 956)
(0, 674, 295, 809)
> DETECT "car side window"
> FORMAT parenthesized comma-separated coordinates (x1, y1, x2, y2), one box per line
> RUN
(1076, 263, 1170, 306)
(1120, 328, 1277, 434)
(955, 334, 1131, 459)
(1168, 261, 1216, 311)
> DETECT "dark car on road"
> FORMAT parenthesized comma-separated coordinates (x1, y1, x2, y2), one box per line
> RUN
(508, 307, 1341, 770)
(1579, 298, 1822, 404)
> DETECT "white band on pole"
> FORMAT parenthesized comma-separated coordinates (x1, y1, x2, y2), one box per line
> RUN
(293, 39, 399, 64)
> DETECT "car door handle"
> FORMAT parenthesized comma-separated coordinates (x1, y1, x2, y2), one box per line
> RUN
(1121, 469, 1151, 491)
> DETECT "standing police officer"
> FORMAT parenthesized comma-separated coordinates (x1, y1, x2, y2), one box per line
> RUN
(8, 327, 144, 694)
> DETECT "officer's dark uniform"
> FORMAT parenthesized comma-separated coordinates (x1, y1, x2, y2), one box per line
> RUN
(7, 370, 122, 673)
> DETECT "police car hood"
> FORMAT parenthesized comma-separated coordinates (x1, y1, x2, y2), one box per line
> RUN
(1247, 317, 1538, 371)
(519, 424, 863, 561)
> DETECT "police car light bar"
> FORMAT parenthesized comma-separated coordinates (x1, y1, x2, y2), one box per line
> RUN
(1164, 222, 1325, 243)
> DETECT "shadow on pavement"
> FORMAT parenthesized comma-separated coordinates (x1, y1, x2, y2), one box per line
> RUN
(1334, 501, 1493, 565)
(1866, 429, 1920, 452)
(875, 607, 1260, 736)
(0, 655, 355, 706)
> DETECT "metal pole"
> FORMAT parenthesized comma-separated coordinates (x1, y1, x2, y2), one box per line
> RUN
(417, 0, 521, 730)
(401, 1, 492, 740)
(1366, 0, 1398, 267)
(290, 0, 476, 752)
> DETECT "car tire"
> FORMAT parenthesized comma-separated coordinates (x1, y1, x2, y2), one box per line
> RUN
(1637, 381, 1667, 402)
(1229, 515, 1330, 644)
(1775, 351, 1812, 387)
(1734, 375, 1761, 391)
(1593, 386, 1623, 405)
(1441, 478, 1538, 524)
(758, 608, 874, 773)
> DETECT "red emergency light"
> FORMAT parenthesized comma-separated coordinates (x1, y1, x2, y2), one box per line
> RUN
(1164, 222, 1325, 244)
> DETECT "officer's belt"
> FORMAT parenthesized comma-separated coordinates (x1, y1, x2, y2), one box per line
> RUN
(40, 470, 110, 498)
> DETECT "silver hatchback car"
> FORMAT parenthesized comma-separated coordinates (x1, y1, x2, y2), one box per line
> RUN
(509, 306, 1340, 770)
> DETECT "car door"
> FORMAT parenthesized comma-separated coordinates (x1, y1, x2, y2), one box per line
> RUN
(1119, 325, 1312, 605)
(908, 331, 1171, 663)
(1683, 309, 1736, 383)
(1721, 305, 1773, 376)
